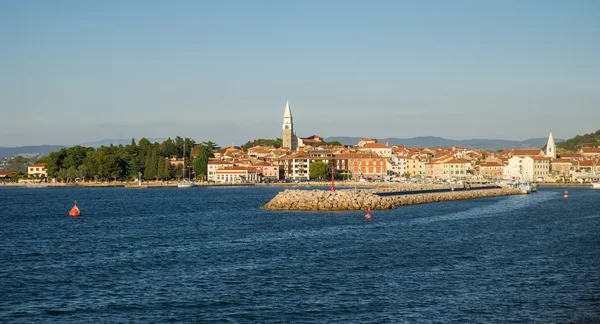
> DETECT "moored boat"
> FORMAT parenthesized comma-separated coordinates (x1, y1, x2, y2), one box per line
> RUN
(518, 182, 532, 194)
(592, 182, 600, 189)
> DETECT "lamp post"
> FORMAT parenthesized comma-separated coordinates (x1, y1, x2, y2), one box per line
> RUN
(330, 159, 335, 192)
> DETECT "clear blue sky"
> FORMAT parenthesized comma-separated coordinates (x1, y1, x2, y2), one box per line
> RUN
(1, 0, 599, 147)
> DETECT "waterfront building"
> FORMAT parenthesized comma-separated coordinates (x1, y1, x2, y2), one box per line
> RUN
(27, 163, 47, 178)
(389, 155, 409, 176)
(546, 132, 557, 158)
(336, 153, 387, 180)
(0, 169, 17, 180)
(282, 101, 297, 151)
(506, 156, 525, 180)
(439, 158, 468, 180)
(252, 161, 280, 180)
(425, 157, 446, 179)
(215, 166, 259, 183)
(550, 158, 573, 179)
(279, 152, 310, 180)
(522, 156, 550, 182)
(207, 160, 234, 182)
(479, 161, 505, 179)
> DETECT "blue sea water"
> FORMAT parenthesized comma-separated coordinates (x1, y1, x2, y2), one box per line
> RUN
(0, 186, 599, 323)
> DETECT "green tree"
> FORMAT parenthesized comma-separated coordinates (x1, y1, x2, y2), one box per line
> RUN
(62, 146, 90, 169)
(241, 138, 282, 150)
(159, 138, 178, 158)
(40, 149, 67, 178)
(193, 142, 215, 181)
(313, 141, 343, 147)
(144, 150, 158, 180)
(161, 158, 171, 180)
(557, 129, 600, 151)
(83, 150, 101, 181)
(309, 161, 330, 181)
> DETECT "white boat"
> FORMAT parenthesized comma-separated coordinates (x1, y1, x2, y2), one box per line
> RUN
(592, 182, 600, 189)
(531, 183, 538, 192)
(177, 181, 195, 188)
(177, 141, 196, 188)
(518, 182, 532, 194)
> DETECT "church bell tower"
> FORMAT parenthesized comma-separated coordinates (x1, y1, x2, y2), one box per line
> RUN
(282, 101, 296, 151)
(546, 131, 556, 159)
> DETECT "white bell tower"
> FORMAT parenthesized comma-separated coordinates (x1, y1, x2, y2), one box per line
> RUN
(546, 131, 556, 158)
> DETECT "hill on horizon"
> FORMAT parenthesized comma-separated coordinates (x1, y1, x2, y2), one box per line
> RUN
(0, 145, 65, 159)
(0, 136, 566, 159)
(79, 138, 167, 148)
(325, 136, 563, 151)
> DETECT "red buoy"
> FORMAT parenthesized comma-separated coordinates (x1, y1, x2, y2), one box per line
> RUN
(564, 189, 568, 199)
(69, 201, 81, 217)
(364, 213, 372, 220)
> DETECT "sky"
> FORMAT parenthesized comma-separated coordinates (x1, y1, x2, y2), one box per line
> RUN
(1, 0, 599, 147)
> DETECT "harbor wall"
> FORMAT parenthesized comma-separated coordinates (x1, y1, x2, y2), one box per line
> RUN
(261, 188, 522, 211)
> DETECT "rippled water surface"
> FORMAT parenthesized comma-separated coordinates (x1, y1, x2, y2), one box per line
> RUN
(1, 186, 599, 323)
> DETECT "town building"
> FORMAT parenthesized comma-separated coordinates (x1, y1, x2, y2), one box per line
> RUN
(479, 161, 504, 179)
(297, 135, 324, 148)
(550, 158, 572, 180)
(357, 142, 393, 157)
(337, 153, 387, 180)
(0, 169, 17, 180)
(279, 152, 310, 180)
(207, 160, 234, 182)
(27, 163, 47, 178)
(215, 166, 259, 183)
(252, 161, 280, 180)
(579, 147, 600, 158)
(521, 156, 550, 182)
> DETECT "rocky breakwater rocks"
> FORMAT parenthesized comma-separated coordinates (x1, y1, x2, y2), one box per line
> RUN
(261, 187, 522, 211)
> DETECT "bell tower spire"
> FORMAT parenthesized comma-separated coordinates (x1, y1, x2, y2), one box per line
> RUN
(282, 101, 295, 150)
(546, 131, 556, 158)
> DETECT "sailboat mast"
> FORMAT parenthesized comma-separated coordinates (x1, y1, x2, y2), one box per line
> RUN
(183, 141, 186, 181)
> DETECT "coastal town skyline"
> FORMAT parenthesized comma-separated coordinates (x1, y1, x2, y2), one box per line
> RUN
(2, 1, 599, 146)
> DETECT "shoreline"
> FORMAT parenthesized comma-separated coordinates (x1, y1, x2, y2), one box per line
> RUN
(1, 181, 593, 189)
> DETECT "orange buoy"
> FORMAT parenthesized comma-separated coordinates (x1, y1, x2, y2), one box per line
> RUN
(364, 213, 372, 220)
(564, 189, 568, 199)
(69, 200, 81, 217)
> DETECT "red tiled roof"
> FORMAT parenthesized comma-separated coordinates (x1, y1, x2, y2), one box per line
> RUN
(512, 149, 543, 156)
(526, 156, 549, 161)
(208, 160, 233, 165)
(580, 147, 600, 153)
(480, 161, 503, 167)
(361, 143, 391, 149)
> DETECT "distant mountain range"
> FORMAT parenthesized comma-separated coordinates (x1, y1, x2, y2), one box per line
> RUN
(0, 145, 65, 159)
(325, 136, 563, 151)
(0, 136, 562, 159)
(79, 138, 166, 148)
(0, 138, 165, 158)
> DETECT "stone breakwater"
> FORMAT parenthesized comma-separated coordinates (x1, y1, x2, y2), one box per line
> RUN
(261, 188, 522, 211)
